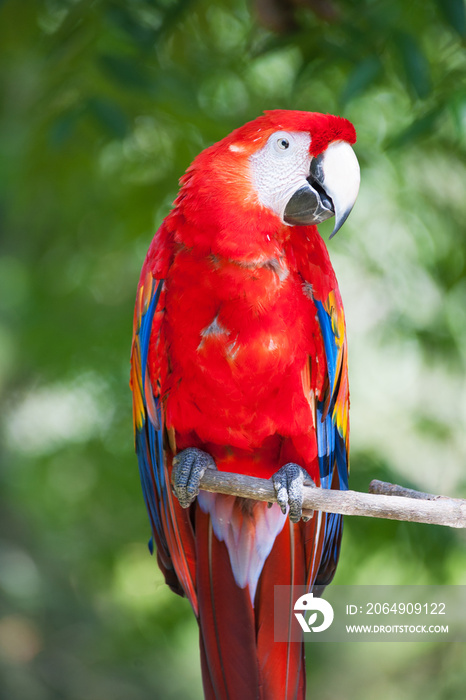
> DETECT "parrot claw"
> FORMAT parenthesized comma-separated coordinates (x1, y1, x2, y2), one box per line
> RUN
(272, 463, 315, 524)
(172, 448, 216, 508)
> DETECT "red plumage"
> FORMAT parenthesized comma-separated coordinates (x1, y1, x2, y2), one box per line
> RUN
(131, 110, 358, 699)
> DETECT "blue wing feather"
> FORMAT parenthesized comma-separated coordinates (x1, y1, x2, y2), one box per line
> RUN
(313, 297, 349, 586)
(133, 278, 171, 564)
(314, 298, 349, 491)
(131, 271, 198, 607)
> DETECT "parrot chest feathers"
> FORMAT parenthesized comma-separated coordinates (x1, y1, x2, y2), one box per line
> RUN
(162, 250, 323, 446)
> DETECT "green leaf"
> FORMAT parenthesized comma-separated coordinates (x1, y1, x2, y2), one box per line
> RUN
(87, 97, 129, 139)
(397, 32, 431, 100)
(436, 0, 466, 38)
(98, 53, 154, 92)
(340, 57, 382, 105)
(448, 92, 466, 137)
(385, 108, 443, 149)
(48, 108, 82, 147)
(105, 5, 156, 50)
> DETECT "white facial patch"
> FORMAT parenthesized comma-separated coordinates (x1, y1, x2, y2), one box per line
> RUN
(249, 131, 312, 221)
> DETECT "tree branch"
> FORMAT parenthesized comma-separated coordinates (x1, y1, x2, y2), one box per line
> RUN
(194, 470, 466, 529)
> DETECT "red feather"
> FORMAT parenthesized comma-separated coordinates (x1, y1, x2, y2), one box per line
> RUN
(196, 505, 260, 699)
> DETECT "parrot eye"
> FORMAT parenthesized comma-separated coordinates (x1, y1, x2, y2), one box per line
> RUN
(271, 131, 294, 154)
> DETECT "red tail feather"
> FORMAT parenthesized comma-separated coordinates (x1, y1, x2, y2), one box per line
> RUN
(196, 507, 260, 699)
(194, 506, 317, 700)
(255, 519, 306, 700)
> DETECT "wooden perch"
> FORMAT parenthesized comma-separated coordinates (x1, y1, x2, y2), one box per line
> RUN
(194, 470, 466, 529)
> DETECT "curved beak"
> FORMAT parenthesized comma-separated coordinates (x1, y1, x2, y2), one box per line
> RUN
(284, 141, 360, 238)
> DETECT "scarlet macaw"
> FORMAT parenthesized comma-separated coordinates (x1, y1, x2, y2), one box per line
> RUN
(130, 110, 360, 699)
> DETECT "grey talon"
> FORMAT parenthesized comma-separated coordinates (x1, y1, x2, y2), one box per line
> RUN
(172, 447, 216, 509)
(272, 463, 315, 524)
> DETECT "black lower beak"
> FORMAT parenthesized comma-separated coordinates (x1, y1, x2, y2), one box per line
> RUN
(284, 154, 334, 227)
(283, 181, 334, 227)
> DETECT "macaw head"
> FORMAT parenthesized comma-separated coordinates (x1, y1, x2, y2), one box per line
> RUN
(176, 110, 360, 257)
(245, 111, 360, 238)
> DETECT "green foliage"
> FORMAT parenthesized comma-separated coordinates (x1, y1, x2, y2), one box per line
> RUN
(1, 1, 465, 698)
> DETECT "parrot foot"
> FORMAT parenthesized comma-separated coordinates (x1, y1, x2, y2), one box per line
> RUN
(272, 463, 316, 524)
(172, 448, 216, 509)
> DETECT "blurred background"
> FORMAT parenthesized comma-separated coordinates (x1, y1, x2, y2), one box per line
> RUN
(1, 0, 466, 698)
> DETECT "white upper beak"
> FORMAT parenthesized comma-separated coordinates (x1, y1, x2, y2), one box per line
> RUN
(318, 141, 360, 238)
(283, 140, 360, 237)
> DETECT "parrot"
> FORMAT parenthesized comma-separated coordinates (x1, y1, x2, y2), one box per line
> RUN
(130, 110, 360, 700)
